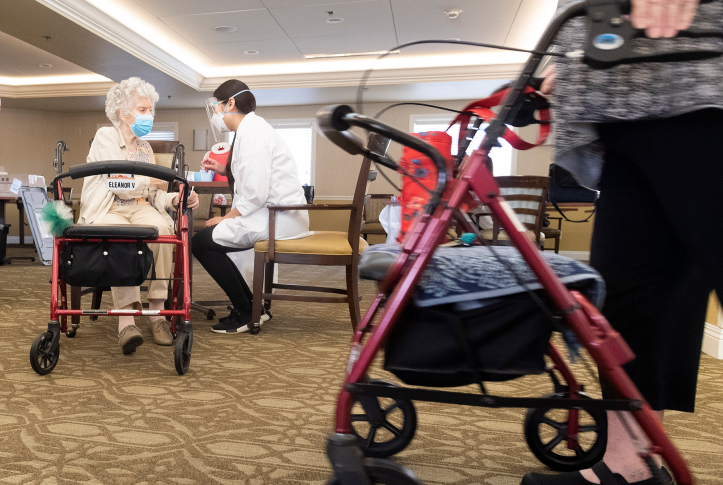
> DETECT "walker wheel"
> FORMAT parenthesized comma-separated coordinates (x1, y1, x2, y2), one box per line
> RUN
(351, 380, 417, 458)
(524, 393, 608, 472)
(326, 459, 422, 485)
(206, 309, 215, 321)
(174, 331, 192, 375)
(30, 332, 59, 375)
(249, 325, 261, 335)
(66, 329, 77, 338)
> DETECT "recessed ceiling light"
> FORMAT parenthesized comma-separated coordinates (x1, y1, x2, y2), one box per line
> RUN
(38, 63, 53, 68)
(445, 9, 462, 19)
(244, 50, 259, 55)
(304, 50, 400, 59)
(326, 17, 344, 24)
(446, 38, 461, 41)
(214, 26, 237, 33)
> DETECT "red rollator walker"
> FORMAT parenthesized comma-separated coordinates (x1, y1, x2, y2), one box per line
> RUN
(31, 159, 194, 376)
(315, 0, 722, 483)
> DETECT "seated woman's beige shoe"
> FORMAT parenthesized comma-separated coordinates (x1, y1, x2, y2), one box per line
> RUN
(119, 325, 144, 354)
(149, 319, 174, 346)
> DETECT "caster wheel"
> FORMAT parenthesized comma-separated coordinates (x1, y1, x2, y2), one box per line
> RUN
(30, 332, 59, 375)
(174, 331, 192, 375)
(206, 310, 215, 321)
(249, 325, 261, 335)
(66, 329, 77, 338)
(524, 393, 608, 472)
(326, 459, 421, 485)
(351, 380, 417, 458)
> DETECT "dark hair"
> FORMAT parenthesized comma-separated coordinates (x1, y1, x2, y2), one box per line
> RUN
(214, 80, 256, 193)
(213, 79, 256, 114)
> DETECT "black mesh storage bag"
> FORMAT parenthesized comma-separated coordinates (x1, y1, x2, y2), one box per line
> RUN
(383, 292, 554, 387)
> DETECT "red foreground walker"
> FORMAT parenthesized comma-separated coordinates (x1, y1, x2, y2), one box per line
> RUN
(30, 161, 193, 376)
(314, 0, 716, 483)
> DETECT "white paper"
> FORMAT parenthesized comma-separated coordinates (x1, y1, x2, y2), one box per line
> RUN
(9, 178, 21, 195)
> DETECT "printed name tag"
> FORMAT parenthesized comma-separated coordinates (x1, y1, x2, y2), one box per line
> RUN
(106, 174, 136, 191)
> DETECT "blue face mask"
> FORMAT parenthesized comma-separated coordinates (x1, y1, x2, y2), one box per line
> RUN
(126, 113, 154, 138)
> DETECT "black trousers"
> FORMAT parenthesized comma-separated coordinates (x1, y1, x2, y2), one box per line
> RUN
(191, 225, 253, 310)
(592, 108, 723, 412)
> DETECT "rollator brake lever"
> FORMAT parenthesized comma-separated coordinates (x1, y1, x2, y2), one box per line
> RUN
(584, 0, 723, 68)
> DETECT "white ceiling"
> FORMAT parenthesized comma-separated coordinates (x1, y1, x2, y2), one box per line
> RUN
(0, 30, 105, 80)
(142, 0, 530, 64)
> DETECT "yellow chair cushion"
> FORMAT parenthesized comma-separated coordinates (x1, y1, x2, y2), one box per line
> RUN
(254, 231, 369, 256)
(481, 229, 543, 242)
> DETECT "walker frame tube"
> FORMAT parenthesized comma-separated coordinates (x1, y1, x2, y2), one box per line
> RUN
(49, 183, 192, 335)
(329, 1, 693, 482)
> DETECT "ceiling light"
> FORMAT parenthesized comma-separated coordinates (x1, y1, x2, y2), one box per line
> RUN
(244, 50, 259, 55)
(445, 9, 462, 19)
(214, 26, 237, 33)
(38, 63, 53, 68)
(304, 50, 400, 59)
(446, 38, 461, 41)
(326, 18, 344, 24)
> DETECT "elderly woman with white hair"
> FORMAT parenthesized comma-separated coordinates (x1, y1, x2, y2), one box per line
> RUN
(79, 77, 199, 354)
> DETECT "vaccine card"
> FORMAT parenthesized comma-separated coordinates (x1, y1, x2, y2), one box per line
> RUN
(106, 174, 136, 191)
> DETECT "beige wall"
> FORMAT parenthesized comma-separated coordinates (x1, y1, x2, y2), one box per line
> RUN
(2, 98, 590, 248)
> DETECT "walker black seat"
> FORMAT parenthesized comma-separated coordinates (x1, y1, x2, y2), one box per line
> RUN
(62, 224, 159, 240)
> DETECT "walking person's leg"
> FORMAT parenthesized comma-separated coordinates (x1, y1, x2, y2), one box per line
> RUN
(523, 110, 722, 484)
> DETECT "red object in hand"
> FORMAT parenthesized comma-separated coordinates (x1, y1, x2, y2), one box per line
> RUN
(210, 142, 231, 182)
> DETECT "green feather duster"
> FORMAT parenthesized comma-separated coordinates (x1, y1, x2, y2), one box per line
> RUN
(41, 200, 74, 237)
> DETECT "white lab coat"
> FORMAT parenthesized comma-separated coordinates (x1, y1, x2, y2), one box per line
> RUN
(212, 112, 311, 248)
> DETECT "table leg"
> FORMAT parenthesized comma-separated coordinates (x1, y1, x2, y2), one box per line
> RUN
(17, 200, 25, 247)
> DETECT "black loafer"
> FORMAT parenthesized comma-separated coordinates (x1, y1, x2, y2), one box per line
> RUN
(521, 462, 673, 485)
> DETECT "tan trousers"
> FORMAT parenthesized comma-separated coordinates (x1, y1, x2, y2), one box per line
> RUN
(98, 204, 174, 309)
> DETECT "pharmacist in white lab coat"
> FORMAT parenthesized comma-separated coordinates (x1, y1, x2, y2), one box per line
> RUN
(193, 80, 310, 334)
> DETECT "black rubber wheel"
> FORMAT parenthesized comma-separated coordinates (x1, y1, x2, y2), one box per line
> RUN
(66, 328, 77, 338)
(326, 459, 421, 485)
(524, 393, 608, 472)
(30, 332, 59, 375)
(350, 380, 417, 458)
(174, 331, 192, 375)
(206, 310, 215, 321)
(249, 325, 261, 335)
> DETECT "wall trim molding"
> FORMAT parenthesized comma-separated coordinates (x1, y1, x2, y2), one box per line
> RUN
(0, 81, 115, 98)
(703, 322, 723, 359)
(558, 250, 590, 261)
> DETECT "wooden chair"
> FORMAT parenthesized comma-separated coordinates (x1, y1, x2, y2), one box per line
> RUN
(541, 215, 562, 253)
(361, 192, 394, 240)
(471, 176, 550, 247)
(251, 135, 389, 330)
(70, 142, 184, 325)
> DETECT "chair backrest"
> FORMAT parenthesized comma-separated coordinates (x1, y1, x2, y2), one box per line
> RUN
(495, 176, 550, 238)
(364, 194, 393, 224)
(148, 141, 181, 170)
(347, 134, 390, 251)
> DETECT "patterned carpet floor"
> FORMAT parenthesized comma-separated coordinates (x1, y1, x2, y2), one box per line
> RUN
(0, 246, 722, 484)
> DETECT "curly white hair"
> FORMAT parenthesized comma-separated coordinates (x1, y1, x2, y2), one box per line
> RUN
(105, 77, 159, 127)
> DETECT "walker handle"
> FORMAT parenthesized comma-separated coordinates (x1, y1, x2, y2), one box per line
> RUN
(68, 161, 186, 184)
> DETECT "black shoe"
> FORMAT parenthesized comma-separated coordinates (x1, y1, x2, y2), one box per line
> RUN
(218, 306, 270, 325)
(211, 307, 260, 334)
(521, 463, 673, 485)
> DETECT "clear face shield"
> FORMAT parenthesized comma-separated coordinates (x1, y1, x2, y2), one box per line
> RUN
(204, 97, 225, 144)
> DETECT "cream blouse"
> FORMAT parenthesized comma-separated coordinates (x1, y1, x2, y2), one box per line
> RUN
(78, 126, 176, 225)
